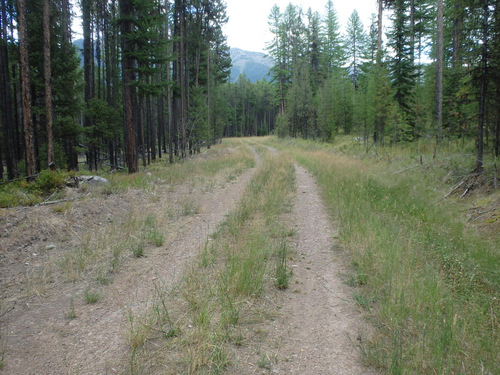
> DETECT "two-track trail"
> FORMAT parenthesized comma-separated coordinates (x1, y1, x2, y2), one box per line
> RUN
(1, 141, 379, 374)
(229, 145, 379, 375)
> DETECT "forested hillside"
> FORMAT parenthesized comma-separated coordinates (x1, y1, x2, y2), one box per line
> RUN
(229, 48, 273, 83)
(0, 0, 499, 178)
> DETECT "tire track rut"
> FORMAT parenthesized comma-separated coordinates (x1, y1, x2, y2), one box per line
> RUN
(266, 163, 380, 374)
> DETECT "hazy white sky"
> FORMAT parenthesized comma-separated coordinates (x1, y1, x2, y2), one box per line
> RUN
(223, 0, 378, 53)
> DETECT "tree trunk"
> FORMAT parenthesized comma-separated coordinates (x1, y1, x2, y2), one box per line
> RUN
(60, 0, 78, 171)
(43, 0, 55, 170)
(452, 3, 462, 68)
(207, 48, 211, 145)
(82, 0, 95, 170)
(149, 93, 156, 161)
(435, 0, 443, 142)
(0, 0, 17, 179)
(377, 0, 383, 53)
(111, 0, 119, 168)
(409, 0, 415, 65)
(179, 0, 187, 158)
(61, 0, 71, 43)
(119, 0, 138, 173)
(139, 96, 146, 167)
(476, 0, 489, 173)
(166, 1, 174, 164)
(17, 0, 37, 180)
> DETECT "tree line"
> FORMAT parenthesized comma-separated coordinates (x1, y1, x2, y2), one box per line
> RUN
(1, 0, 499, 179)
(264, 0, 500, 172)
(0, 0, 233, 178)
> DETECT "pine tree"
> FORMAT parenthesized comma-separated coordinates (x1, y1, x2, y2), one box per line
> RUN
(82, 0, 96, 170)
(267, 5, 287, 115)
(43, 0, 55, 170)
(436, 0, 444, 140)
(387, 0, 417, 139)
(322, 0, 344, 73)
(0, 0, 17, 179)
(492, 0, 500, 157)
(119, 0, 138, 173)
(476, 0, 490, 172)
(306, 9, 322, 89)
(286, 60, 314, 138)
(345, 10, 368, 88)
(17, 0, 37, 180)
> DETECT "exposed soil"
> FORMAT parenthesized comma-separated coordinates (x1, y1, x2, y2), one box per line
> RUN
(262, 164, 379, 374)
(0, 144, 378, 374)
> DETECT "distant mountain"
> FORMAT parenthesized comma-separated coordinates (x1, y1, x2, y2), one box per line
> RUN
(230, 48, 273, 83)
(73, 41, 273, 84)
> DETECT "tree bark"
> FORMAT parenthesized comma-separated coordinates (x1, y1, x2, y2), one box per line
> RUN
(436, 0, 443, 142)
(166, 0, 174, 164)
(82, 0, 95, 170)
(17, 0, 37, 180)
(476, 0, 489, 173)
(0, 0, 17, 179)
(119, 0, 138, 173)
(179, 0, 187, 158)
(111, 0, 119, 168)
(43, 0, 55, 170)
(377, 0, 383, 53)
(452, 3, 462, 68)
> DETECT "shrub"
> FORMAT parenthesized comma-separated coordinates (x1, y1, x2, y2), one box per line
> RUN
(34, 170, 69, 192)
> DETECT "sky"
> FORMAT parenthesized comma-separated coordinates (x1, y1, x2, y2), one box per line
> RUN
(222, 0, 378, 53)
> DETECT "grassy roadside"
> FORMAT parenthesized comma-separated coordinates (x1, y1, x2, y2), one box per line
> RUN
(0, 139, 255, 207)
(107, 139, 255, 193)
(0, 141, 256, 371)
(57, 140, 256, 284)
(1, 141, 255, 297)
(266, 136, 499, 374)
(127, 148, 296, 374)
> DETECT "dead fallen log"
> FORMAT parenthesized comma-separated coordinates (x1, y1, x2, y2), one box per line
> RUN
(35, 198, 74, 207)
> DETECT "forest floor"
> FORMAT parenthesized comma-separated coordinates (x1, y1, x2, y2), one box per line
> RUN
(0, 138, 379, 374)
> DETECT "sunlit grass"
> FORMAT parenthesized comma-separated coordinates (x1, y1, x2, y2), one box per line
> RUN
(104, 139, 255, 194)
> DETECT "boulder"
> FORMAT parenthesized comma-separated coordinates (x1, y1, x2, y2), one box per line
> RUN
(67, 175, 110, 187)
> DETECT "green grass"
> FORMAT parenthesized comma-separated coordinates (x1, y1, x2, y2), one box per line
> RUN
(268, 136, 499, 374)
(83, 289, 101, 304)
(66, 298, 77, 320)
(143, 215, 165, 247)
(275, 240, 291, 290)
(132, 243, 144, 258)
(127, 151, 296, 374)
(0, 169, 71, 208)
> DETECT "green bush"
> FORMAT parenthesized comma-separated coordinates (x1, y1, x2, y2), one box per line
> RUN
(34, 170, 69, 192)
(0, 169, 70, 207)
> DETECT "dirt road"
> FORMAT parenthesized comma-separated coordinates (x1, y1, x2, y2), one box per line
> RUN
(263, 164, 378, 374)
(0, 142, 378, 374)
